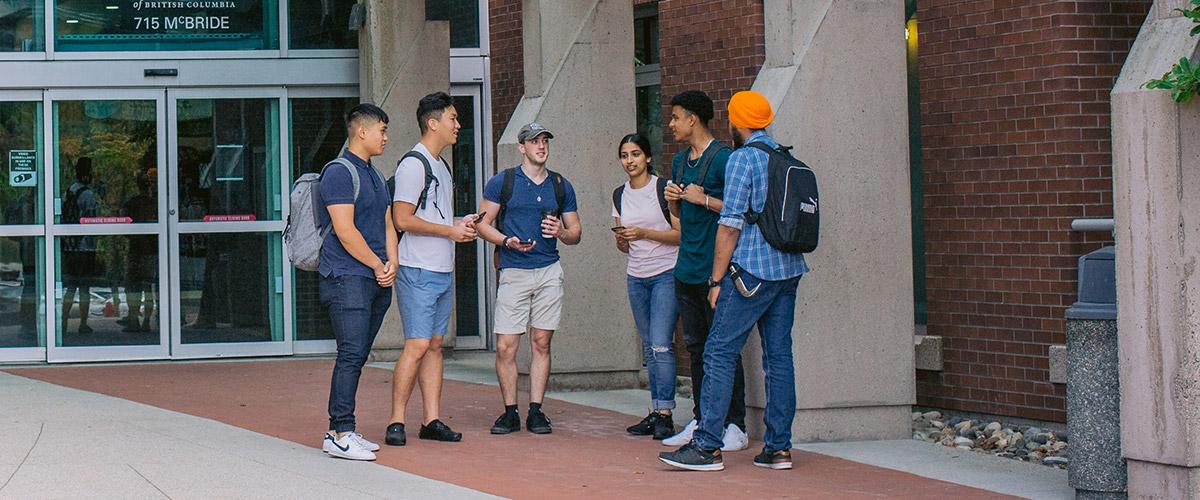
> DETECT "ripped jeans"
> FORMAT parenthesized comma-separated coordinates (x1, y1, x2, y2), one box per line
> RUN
(627, 270, 678, 410)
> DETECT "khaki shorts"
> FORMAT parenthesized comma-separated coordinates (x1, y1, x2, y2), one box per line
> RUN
(494, 262, 564, 334)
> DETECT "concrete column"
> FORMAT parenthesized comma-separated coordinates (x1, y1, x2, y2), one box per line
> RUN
(359, 0, 450, 361)
(496, 0, 641, 389)
(743, 0, 915, 441)
(1112, 2, 1200, 498)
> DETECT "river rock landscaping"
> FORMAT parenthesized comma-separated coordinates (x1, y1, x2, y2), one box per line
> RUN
(911, 411, 1069, 469)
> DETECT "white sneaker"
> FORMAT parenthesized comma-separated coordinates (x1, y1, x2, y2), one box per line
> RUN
(662, 419, 698, 446)
(721, 423, 749, 452)
(323, 432, 376, 461)
(350, 432, 380, 452)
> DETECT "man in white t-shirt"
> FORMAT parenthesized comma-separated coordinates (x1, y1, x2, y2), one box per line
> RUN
(384, 92, 479, 446)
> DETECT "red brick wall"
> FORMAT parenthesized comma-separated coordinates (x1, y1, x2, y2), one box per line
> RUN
(488, 0, 523, 171)
(657, 0, 765, 165)
(915, 0, 1150, 422)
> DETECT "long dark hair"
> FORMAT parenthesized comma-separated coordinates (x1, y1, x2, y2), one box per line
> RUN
(617, 133, 654, 175)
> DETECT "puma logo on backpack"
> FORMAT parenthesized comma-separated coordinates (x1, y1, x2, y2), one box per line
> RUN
(744, 142, 819, 254)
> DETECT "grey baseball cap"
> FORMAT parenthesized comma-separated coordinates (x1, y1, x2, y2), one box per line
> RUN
(517, 122, 555, 142)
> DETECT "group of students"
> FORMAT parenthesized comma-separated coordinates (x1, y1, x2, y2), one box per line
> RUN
(314, 89, 807, 473)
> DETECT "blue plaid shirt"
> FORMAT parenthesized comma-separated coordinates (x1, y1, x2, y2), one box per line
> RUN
(717, 131, 810, 281)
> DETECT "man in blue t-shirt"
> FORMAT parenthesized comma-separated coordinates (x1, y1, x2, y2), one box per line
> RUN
(318, 103, 397, 462)
(475, 122, 581, 435)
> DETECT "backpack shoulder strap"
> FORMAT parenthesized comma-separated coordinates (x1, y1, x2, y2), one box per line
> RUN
(696, 143, 732, 188)
(399, 151, 435, 209)
(324, 157, 360, 202)
(612, 184, 625, 217)
(670, 150, 685, 185)
(656, 176, 671, 224)
(549, 170, 567, 215)
(747, 142, 777, 156)
(497, 167, 518, 228)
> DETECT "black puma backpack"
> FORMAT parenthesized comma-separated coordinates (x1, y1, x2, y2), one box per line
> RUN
(744, 142, 819, 254)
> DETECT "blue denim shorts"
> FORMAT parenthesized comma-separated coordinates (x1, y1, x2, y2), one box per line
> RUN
(395, 265, 453, 340)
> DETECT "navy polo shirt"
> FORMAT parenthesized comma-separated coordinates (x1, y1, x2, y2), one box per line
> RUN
(484, 166, 578, 270)
(318, 151, 390, 279)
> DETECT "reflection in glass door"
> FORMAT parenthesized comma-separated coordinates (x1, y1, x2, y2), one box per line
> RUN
(0, 94, 46, 363)
(451, 86, 487, 350)
(167, 90, 289, 358)
(46, 91, 169, 362)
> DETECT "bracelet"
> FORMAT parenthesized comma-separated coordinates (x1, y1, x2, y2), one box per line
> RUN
(501, 236, 512, 248)
(704, 195, 711, 211)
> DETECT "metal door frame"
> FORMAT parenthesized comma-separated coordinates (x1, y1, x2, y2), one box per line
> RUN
(44, 89, 170, 363)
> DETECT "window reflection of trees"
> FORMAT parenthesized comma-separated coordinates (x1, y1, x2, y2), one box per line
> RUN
(55, 101, 157, 306)
(0, 101, 39, 225)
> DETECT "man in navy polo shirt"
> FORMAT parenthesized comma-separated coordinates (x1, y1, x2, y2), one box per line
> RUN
(319, 103, 397, 461)
(475, 122, 582, 435)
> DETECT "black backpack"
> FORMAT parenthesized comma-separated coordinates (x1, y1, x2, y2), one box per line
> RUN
(497, 166, 567, 228)
(744, 142, 819, 254)
(386, 150, 450, 239)
(612, 177, 671, 225)
(62, 184, 89, 224)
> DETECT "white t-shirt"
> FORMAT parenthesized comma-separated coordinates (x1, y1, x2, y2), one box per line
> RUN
(612, 175, 678, 278)
(394, 143, 455, 273)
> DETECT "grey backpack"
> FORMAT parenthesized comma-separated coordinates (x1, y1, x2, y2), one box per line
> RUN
(284, 157, 362, 272)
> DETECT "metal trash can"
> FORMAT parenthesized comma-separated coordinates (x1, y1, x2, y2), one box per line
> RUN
(1065, 245, 1125, 499)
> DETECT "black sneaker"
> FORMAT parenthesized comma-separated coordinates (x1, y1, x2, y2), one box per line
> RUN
(753, 448, 793, 470)
(526, 409, 552, 434)
(627, 411, 662, 436)
(419, 419, 463, 442)
(652, 413, 676, 441)
(659, 441, 724, 471)
(385, 422, 406, 446)
(490, 411, 520, 435)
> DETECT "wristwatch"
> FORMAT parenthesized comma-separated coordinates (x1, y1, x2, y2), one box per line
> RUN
(706, 277, 721, 288)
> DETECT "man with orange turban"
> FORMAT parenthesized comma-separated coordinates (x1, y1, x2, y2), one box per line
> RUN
(660, 91, 810, 472)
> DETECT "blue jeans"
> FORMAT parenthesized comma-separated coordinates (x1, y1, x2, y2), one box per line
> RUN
(694, 266, 801, 452)
(627, 271, 678, 410)
(322, 274, 392, 433)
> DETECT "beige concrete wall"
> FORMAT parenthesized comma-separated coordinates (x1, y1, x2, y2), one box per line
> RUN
(1113, 2, 1200, 497)
(496, 0, 642, 388)
(359, 0, 451, 360)
(741, 0, 915, 442)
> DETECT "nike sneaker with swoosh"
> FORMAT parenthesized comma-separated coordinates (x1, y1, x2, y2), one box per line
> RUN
(323, 432, 376, 461)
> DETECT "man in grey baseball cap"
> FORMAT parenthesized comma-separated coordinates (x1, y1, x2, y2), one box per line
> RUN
(474, 120, 581, 435)
(517, 122, 555, 143)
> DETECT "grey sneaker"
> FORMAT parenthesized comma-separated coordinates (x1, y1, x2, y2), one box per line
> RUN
(658, 441, 724, 471)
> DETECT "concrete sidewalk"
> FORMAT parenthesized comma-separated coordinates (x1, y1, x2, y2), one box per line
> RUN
(1, 355, 1071, 499)
(0, 369, 492, 500)
(432, 352, 1073, 500)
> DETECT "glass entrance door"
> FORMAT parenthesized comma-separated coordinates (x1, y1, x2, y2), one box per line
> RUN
(45, 90, 169, 363)
(43, 88, 292, 362)
(166, 89, 290, 358)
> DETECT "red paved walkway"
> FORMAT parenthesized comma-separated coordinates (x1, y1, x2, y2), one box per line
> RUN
(7, 360, 1013, 499)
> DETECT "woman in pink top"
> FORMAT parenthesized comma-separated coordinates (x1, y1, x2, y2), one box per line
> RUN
(612, 133, 682, 440)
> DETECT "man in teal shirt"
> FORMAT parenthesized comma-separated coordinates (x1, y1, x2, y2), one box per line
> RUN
(660, 90, 747, 452)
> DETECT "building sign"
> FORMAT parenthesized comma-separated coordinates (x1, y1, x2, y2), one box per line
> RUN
(8, 150, 36, 187)
(55, 0, 277, 52)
